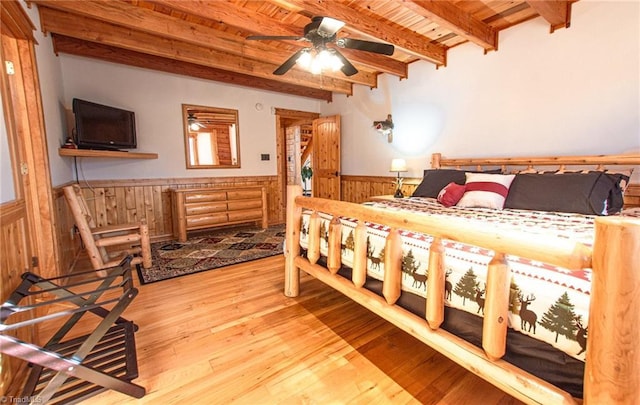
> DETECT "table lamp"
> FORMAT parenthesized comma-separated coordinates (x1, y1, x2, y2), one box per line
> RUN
(390, 158, 408, 198)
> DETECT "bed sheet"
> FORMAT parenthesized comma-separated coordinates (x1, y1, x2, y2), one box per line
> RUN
(299, 197, 595, 362)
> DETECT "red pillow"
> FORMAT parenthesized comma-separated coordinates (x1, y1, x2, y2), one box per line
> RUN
(437, 182, 466, 207)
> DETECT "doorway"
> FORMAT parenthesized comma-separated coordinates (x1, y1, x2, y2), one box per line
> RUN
(274, 108, 318, 222)
(274, 109, 342, 223)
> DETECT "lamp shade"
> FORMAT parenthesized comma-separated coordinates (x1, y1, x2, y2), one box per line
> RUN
(390, 158, 408, 172)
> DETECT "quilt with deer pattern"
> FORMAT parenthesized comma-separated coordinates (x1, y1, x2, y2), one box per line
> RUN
(299, 197, 594, 362)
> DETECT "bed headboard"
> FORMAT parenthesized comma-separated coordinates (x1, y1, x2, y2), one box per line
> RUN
(430, 152, 640, 208)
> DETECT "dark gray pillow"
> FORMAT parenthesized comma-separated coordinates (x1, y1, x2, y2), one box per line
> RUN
(602, 172, 629, 214)
(504, 172, 615, 215)
(412, 169, 501, 198)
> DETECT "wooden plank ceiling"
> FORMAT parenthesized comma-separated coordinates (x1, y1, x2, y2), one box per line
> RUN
(30, 0, 574, 101)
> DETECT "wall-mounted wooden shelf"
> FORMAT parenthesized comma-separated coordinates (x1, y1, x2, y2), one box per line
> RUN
(59, 148, 158, 159)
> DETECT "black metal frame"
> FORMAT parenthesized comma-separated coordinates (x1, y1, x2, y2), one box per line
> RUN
(1, 256, 145, 404)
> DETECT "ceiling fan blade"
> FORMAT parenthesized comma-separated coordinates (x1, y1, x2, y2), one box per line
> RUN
(337, 38, 395, 56)
(247, 35, 305, 41)
(273, 49, 307, 75)
(332, 49, 358, 77)
(316, 17, 345, 37)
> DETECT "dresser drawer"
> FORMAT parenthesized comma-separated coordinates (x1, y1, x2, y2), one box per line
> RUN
(227, 189, 263, 200)
(185, 202, 227, 216)
(228, 209, 263, 222)
(184, 191, 226, 203)
(227, 200, 262, 211)
(186, 213, 228, 228)
(172, 186, 267, 242)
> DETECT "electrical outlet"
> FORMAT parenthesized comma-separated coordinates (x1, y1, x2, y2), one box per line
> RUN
(261, 154, 270, 161)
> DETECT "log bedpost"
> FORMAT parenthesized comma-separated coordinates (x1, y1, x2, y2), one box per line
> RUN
(284, 185, 302, 297)
(585, 216, 640, 404)
(431, 153, 442, 169)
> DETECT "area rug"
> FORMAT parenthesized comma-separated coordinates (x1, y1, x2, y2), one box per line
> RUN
(137, 224, 285, 284)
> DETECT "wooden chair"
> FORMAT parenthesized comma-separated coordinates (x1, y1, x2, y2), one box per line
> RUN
(63, 184, 152, 275)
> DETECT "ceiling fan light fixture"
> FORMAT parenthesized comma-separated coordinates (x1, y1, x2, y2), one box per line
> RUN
(298, 48, 344, 75)
(187, 114, 205, 131)
(296, 49, 313, 69)
(248, 16, 393, 77)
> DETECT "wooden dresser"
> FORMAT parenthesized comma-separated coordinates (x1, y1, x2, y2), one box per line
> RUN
(171, 186, 268, 242)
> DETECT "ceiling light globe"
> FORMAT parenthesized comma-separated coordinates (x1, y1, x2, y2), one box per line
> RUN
(310, 57, 323, 75)
(297, 51, 312, 68)
(317, 49, 332, 67)
(329, 54, 343, 72)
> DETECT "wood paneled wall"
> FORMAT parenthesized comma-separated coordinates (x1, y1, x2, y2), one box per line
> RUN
(625, 184, 640, 207)
(340, 175, 420, 203)
(53, 176, 280, 274)
(0, 200, 36, 396)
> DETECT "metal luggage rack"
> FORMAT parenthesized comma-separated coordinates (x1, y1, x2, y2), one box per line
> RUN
(0, 256, 145, 404)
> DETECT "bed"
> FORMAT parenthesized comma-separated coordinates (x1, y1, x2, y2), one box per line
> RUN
(284, 153, 640, 404)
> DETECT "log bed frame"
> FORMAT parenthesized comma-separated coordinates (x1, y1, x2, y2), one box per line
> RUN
(284, 153, 640, 405)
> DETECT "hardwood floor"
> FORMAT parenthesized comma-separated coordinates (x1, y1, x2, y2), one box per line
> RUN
(41, 255, 522, 404)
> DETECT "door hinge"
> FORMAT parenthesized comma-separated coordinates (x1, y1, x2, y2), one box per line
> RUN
(5, 61, 15, 75)
(20, 162, 28, 175)
(32, 256, 39, 267)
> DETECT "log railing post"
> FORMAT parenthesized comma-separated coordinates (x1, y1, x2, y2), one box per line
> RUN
(382, 228, 403, 304)
(306, 211, 321, 265)
(284, 185, 302, 297)
(482, 252, 510, 361)
(352, 221, 367, 288)
(585, 217, 640, 404)
(327, 217, 342, 274)
(426, 237, 445, 329)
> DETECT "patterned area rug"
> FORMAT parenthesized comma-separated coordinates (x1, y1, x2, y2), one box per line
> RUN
(137, 224, 285, 284)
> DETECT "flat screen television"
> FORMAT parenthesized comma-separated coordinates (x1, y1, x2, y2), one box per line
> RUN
(72, 98, 137, 150)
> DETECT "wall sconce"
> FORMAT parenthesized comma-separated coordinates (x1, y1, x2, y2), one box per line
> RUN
(373, 114, 394, 143)
(390, 158, 408, 198)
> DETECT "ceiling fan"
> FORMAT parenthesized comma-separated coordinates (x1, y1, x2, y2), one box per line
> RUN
(187, 113, 205, 131)
(247, 16, 394, 76)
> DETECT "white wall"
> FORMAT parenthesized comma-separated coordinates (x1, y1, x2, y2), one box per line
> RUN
(322, 1, 640, 178)
(57, 56, 321, 181)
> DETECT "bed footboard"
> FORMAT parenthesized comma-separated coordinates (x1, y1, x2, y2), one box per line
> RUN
(284, 185, 640, 404)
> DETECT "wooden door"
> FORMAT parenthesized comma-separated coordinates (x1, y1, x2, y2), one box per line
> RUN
(312, 115, 341, 200)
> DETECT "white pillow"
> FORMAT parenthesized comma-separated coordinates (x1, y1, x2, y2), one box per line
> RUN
(456, 173, 516, 209)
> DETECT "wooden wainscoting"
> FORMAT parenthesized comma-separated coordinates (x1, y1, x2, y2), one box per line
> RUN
(624, 184, 640, 208)
(0, 199, 36, 396)
(53, 176, 279, 274)
(340, 175, 421, 203)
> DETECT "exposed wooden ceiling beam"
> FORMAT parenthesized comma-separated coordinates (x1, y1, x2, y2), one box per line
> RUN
(151, 0, 408, 78)
(399, 0, 498, 51)
(271, 0, 448, 65)
(526, 1, 572, 33)
(36, 6, 353, 94)
(34, 1, 370, 88)
(51, 34, 333, 101)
